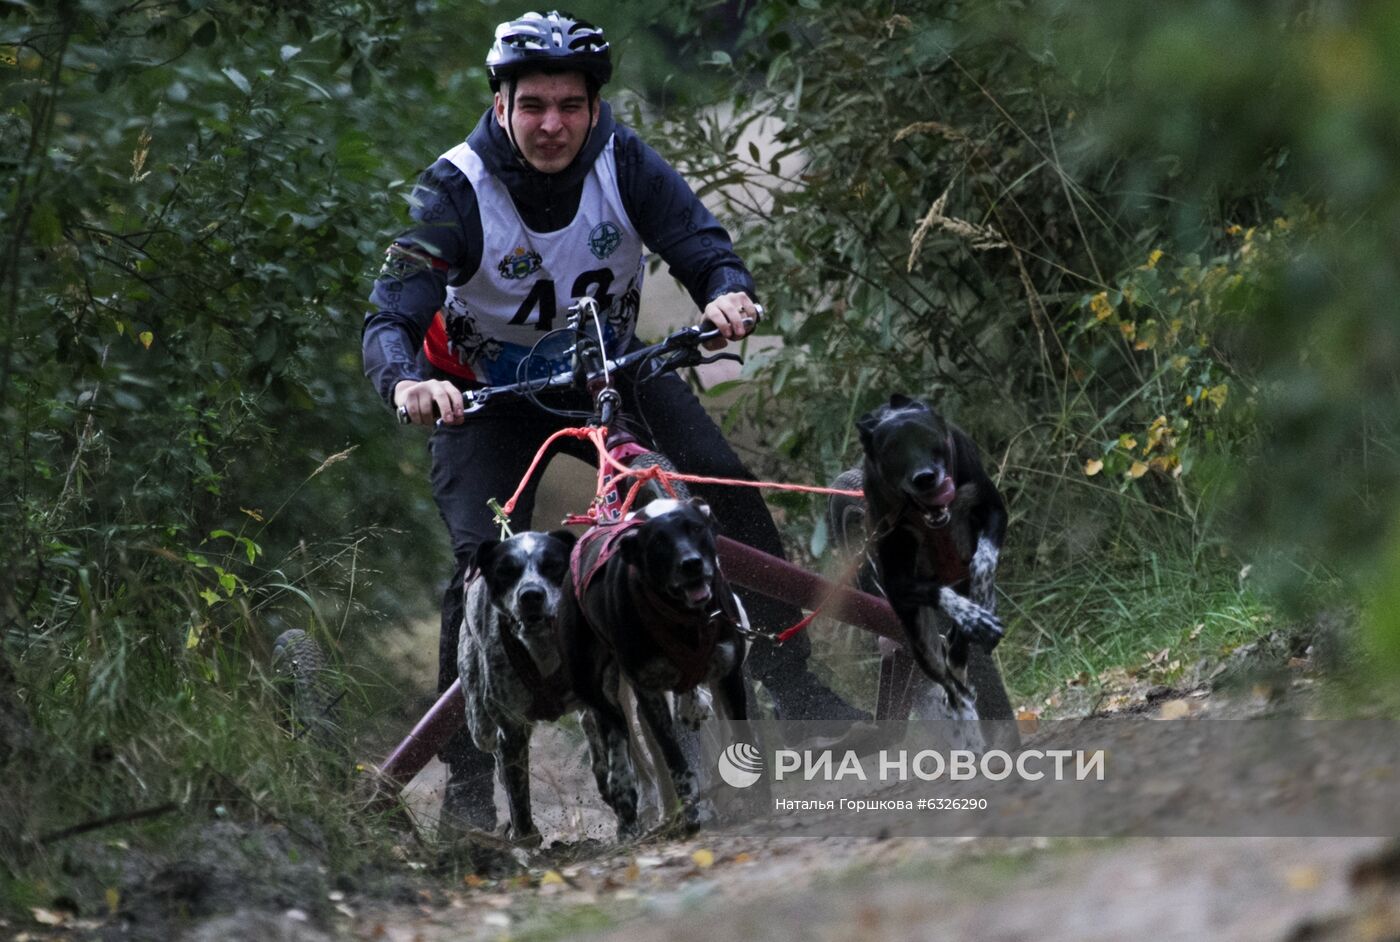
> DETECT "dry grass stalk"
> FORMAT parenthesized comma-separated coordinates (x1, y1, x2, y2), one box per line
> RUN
(907, 186, 1008, 272)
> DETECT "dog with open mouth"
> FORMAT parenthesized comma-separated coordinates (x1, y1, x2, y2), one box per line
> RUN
(561, 498, 748, 839)
(457, 529, 579, 846)
(831, 394, 1014, 735)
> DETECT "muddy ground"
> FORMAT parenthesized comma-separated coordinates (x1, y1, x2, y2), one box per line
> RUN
(10, 638, 1400, 942)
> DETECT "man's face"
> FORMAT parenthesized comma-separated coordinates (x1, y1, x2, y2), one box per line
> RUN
(495, 71, 598, 174)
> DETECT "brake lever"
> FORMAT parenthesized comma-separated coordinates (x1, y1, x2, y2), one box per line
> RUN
(395, 391, 488, 425)
(694, 352, 744, 367)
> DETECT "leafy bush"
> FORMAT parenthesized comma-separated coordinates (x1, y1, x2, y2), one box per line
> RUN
(647, 0, 1400, 689)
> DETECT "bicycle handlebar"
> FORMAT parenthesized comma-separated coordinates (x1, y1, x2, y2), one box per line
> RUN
(396, 310, 756, 426)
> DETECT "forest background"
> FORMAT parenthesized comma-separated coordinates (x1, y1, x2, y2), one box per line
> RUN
(3, 0, 1399, 912)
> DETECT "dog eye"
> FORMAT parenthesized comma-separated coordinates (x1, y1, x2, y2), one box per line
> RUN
(494, 559, 523, 582)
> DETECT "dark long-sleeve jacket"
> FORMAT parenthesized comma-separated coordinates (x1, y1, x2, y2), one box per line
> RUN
(363, 102, 756, 404)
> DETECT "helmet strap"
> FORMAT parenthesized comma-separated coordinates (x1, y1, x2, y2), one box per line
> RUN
(504, 79, 528, 166)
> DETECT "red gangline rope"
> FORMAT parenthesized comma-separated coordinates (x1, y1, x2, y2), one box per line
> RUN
(499, 424, 866, 641)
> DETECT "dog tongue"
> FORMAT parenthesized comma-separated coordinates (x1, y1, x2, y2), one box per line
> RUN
(931, 476, 956, 507)
(685, 584, 712, 606)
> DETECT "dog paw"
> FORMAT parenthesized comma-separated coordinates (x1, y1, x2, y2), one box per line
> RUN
(615, 815, 643, 843)
(937, 586, 1004, 651)
(682, 798, 719, 834)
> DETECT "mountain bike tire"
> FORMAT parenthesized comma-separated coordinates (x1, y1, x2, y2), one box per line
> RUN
(623, 450, 692, 508)
(271, 628, 343, 751)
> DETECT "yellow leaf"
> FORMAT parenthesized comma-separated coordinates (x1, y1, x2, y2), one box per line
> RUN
(139, 330, 154, 350)
(105, 887, 120, 916)
(623, 862, 640, 882)
(1016, 709, 1040, 734)
(1208, 383, 1229, 409)
(464, 874, 486, 888)
(1089, 291, 1113, 321)
(1117, 434, 1138, 451)
(1286, 865, 1321, 891)
(539, 870, 565, 886)
(691, 849, 715, 869)
(1158, 699, 1191, 720)
(115, 320, 126, 335)
(240, 507, 265, 522)
(185, 623, 203, 649)
(1084, 458, 1103, 477)
(1128, 461, 1148, 479)
(1141, 248, 1164, 270)
(733, 852, 752, 864)
(1171, 355, 1190, 370)
(1118, 320, 1137, 341)
(1145, 420, 1171, 453)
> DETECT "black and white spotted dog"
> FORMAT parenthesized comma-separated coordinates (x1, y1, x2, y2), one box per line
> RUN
(830, 394, 1014, 736)
(560, 498, 749, 839)
(457, 529, 579, 846)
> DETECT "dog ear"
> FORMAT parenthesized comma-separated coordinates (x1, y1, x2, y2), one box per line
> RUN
(471, 539, 501, 573)
(687, 497, 712, 518)
(547, 528, 579, 550)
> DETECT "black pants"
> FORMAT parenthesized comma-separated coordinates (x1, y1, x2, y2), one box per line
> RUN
(429, 364, 815, 778)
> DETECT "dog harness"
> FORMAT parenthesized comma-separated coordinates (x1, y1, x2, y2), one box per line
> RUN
(571, 520, 741, 690)
(570, 517, 645, 595)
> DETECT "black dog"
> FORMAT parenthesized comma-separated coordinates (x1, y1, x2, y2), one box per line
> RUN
(561, 498, 748, 839)
(832, 394, 1014, 728)
(457, 529, 578, 846)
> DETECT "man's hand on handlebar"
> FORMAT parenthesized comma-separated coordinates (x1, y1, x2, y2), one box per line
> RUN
(395, 378, 464, 426)
(700, 291, 762, 351)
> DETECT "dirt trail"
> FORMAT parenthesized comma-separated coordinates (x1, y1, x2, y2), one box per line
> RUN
(340, 704, 1398, 942)
(344, 835, 1386, 942)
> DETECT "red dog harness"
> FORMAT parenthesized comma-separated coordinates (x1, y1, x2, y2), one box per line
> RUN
(571, 520, 740, 690)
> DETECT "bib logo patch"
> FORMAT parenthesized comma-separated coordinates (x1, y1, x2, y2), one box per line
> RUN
(498, 247, 543, 280)
(587, 221, 622, 260)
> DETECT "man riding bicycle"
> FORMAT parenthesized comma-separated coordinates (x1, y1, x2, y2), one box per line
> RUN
(363, 10, 866, 837)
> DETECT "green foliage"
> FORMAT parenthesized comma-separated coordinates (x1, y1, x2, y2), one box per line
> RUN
(1033, 0, 1400, 636)
(0, 0, 781, 901)
(650, 1, 1256, 573)
(0, 0, 483, 892)
(647, 0, 1399, 686)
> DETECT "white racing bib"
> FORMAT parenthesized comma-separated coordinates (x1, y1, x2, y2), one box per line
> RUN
(436, 136, 644, 385)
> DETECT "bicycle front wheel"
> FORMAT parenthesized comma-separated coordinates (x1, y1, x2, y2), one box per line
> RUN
(623, 450, 692, 509)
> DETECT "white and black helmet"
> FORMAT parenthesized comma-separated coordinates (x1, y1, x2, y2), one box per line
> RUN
(486, 11, 612, 91)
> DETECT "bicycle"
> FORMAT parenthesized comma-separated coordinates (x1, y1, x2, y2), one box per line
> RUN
(299, 298, 916, 826)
